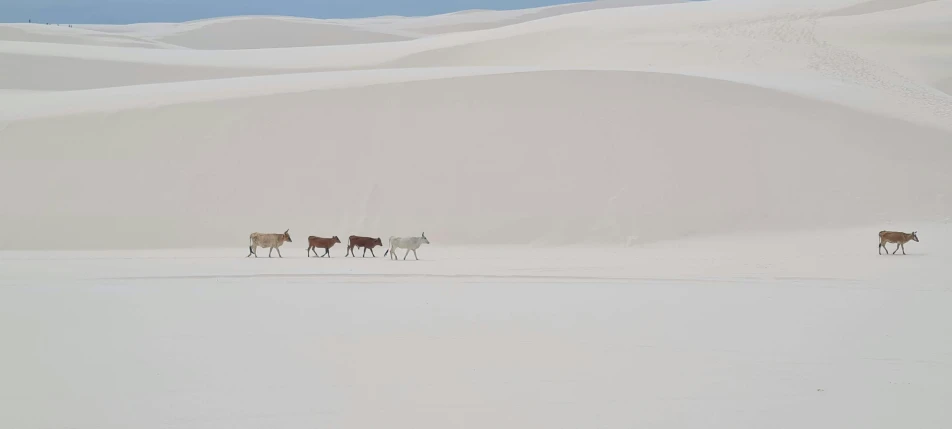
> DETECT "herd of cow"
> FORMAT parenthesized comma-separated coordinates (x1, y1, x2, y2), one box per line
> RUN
(246, 229, 920, 259)
(247, 230, 431, 260)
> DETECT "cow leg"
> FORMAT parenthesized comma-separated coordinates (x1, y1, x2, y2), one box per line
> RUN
(362, 247, 367, 257)
(369, 248, 376, 257)
(878, 243, 883, 255)
(901, 243, 906, 255)
(324, 248, 330, 257)
(413, 249, 419, 260)
(277, 247, 283, 258)
(269, 247, 274, 257)
(403, 249, 410, 260)
(248, 246, 255, 258)
(893, 244, 900, 254)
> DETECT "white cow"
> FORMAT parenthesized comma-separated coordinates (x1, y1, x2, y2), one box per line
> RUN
(248, 229, 292, 258)
(385, 232, 430, 260)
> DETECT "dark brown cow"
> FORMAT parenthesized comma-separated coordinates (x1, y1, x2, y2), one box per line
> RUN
(307, 235, 341, 258)
(346, 235, 384, 257)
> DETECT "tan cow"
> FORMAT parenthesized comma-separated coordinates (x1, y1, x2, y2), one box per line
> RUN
(879, 230, 918, 255)
(248, 229, 292, 258)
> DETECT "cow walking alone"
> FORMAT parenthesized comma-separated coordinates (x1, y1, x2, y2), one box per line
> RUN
(878, 230, 919, 255)
(248, 229, 292, 258)
(385, 232, 430, 260)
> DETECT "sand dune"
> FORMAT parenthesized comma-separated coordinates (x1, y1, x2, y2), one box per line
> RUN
(2, 70, 950, 249)
(343, 0, 688, 35)
(824, 0, 940, 17)
(0, 24, 175, 48)
(0, 53, 313, 91)
(815, 0, 952, 97)
(1, 0, 951, 250)
(153, 17, 414, 49)
(3, 0, 948, 129)
(3, 2, 952, 428)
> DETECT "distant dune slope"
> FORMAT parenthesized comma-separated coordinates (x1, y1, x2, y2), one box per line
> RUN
(1, 71, 950, 249)
(1, 0, 947, 131)
(351, 0, 687, 35)
(1, 0, 950, 249)
(823, 0, 939, 17)
(0, 53, 310, 91)
(815, 0, 952, 98)
(154, 17, 414, 49)
(0, 24, 174, 48)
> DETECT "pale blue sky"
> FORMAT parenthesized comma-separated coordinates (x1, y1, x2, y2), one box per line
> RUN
(1, 0, 596, 24)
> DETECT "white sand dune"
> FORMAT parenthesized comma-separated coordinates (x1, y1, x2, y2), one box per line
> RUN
(2, 0, 949, 128)
(823, 0, 940, 17)
(2, 1, 952, 428)
(815, 0, 952, 95)
(2, 70, 950, 249)
(338, 0, 688, 35)
(2, 0, 951, 250)
(0, 23, 176, 49)
(150, 17, 415, 50)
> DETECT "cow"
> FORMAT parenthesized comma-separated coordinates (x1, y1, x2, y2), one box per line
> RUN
(879, 230, 919, 255)
(247, 229, 292, 258)
(385, 232, 430, 261)
(346, 235, 384, 257)
(307, 235, 342, 258)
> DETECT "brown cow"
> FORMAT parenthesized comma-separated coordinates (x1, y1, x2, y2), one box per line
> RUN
(307, 235, 341, 258)
(346, 235, 384, 257)
(879, 230, 919, 255)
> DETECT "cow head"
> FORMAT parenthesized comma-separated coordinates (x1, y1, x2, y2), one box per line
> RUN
(912, 231, 919, 242)
(284, 229, 292, 242)
(374, 237, 383, 246)
(333, 236, 341, 244)
(421, 232, 430, 244)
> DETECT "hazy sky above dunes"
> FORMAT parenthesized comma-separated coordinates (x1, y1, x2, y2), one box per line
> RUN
(1, 0, 593, 24)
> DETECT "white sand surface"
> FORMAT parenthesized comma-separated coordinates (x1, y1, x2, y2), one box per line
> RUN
(1, 0, 951, 427)
(1, 0, 950, 248)
(2, 226, 950, 428)
(2, 69, 950, 248)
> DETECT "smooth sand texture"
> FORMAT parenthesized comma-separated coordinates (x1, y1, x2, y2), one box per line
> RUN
(1, 2, 951, 428)
(1, 225, 950, 429)
(1, 0, 950, 249)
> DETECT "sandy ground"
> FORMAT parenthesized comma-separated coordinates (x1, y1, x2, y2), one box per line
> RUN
(1, 0, 951, 427)
(2, 226, 951, 429)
